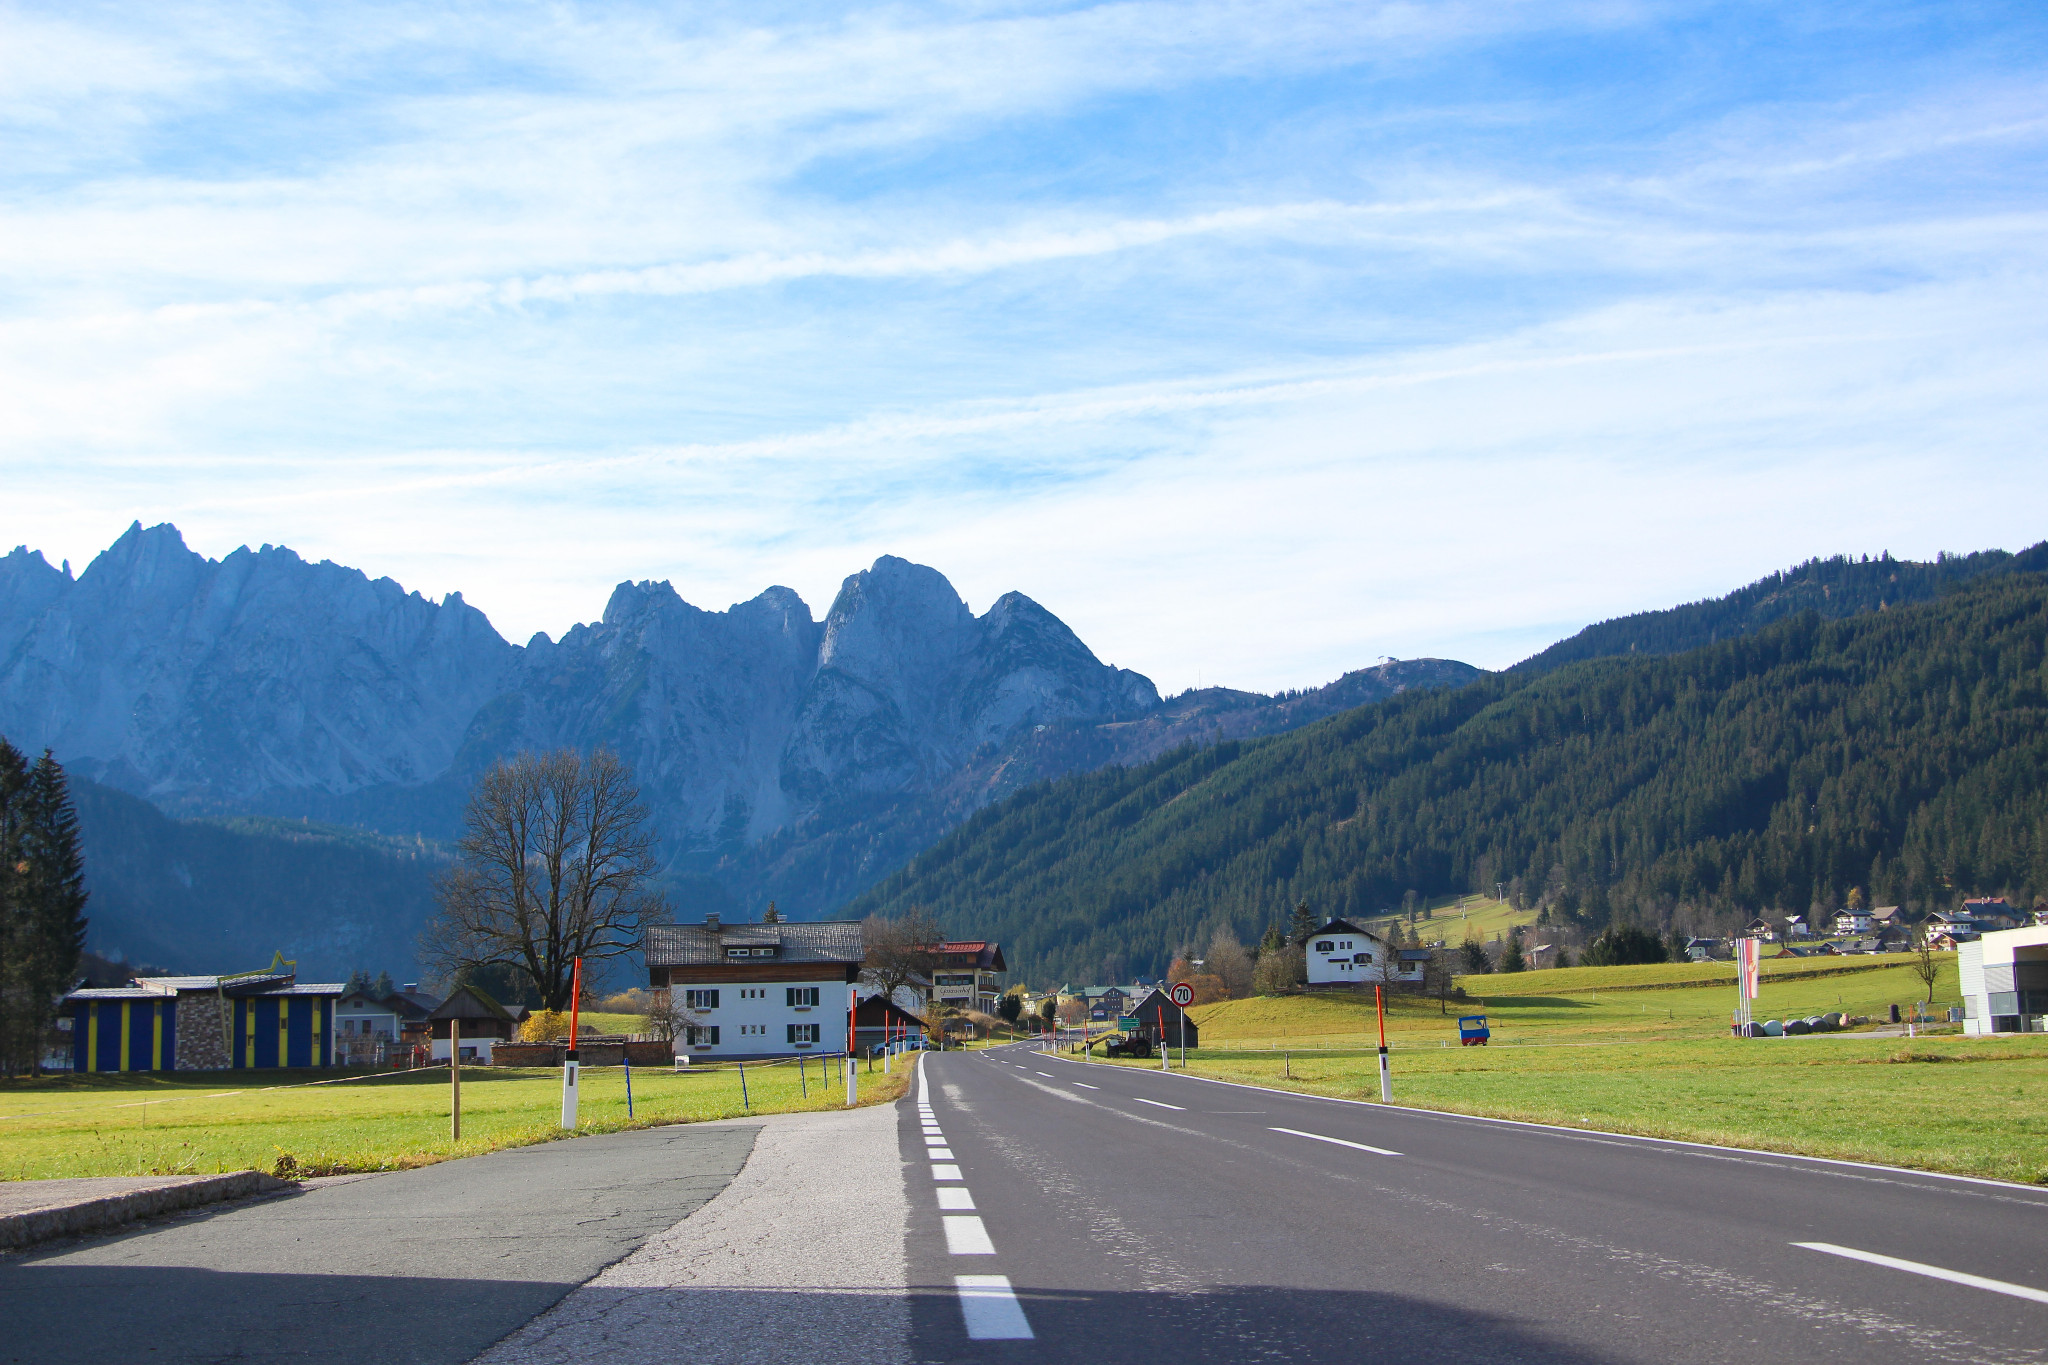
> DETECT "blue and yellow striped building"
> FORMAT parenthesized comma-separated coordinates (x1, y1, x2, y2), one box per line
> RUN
(65, 970, 343, 1073)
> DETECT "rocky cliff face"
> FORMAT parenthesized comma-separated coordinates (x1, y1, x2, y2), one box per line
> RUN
(0, 528, 1163, 854)
(0, 524, 519, 805)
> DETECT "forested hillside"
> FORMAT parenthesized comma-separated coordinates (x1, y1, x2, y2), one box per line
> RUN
(850, 570, 2048, 985)
(1513, 543, 2047, 674)
(70, 779, 444, 978)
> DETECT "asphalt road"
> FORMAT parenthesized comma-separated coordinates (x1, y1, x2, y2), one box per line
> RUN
(907, 1043, 2048, 1365)
(0, 1121, 760, 1365)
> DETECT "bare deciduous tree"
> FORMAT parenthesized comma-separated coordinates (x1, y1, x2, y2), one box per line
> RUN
(1910, 924, 1943, 1004)
(1205, 927, 1255, 999)
(861, 907, 946, 1004)
(421, 748, 665, 1011)
(1252, 943, 1305, 995)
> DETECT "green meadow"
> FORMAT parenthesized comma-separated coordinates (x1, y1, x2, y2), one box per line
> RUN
(0, 1053, 910, 1181)
(1085, 956, 2048, 1184)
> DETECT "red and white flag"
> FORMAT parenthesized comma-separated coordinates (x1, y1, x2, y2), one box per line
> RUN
(1735, 937, 1761, 1000)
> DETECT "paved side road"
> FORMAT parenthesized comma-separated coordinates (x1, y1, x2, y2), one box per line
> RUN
(0, 1122, 761, 1365)
(478, 1103, 911, 1365)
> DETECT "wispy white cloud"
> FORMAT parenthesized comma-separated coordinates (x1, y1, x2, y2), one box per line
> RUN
(1, 0, 2045, 692)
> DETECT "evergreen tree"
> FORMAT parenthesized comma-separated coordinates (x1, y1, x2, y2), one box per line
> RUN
(1499, 928, 1527, 973)
(1459, 934, 1493, 974)
(0, 746, 88, 1075)
(1553, 946, 1574, 969)
(1288, 899, 1318, 944)
(762, 901, 782, 924)
(372, 970, 395, 998)
(0, 739, 29, 1073)
(1580, 924, 1668, 967)
(346, 969, 373, 996)
(1258, 921, 1286, 955)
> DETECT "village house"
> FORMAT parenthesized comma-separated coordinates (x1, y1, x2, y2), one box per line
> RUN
(645, 914, 865, 1060)
(1124, 987, 1199, 1049)
(1299, 918, 1426, 987)
(334, 984, 441, 1065)
(1959, 924, 2048, 1035)
(928, 940, 1008, 1013)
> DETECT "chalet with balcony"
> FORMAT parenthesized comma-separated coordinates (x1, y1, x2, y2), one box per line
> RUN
(645, 914, 865, 1060)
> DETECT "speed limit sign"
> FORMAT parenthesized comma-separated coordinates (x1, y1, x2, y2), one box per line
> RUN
(1169, 982, 1195, 1007)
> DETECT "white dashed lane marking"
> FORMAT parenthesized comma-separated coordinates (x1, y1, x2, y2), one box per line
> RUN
(943, 1215, 997, 1254)
(1270, 1126, 1401, 1156)
(1795, 1243, 2048, 1305)
(1132, 1096, 1184, 1110)
(932, 1163, 962, 1179)
(937, 1186, 976, 1210)
(1072, 1082, 1098, 1089)
(956, 1276, 1034, 1340)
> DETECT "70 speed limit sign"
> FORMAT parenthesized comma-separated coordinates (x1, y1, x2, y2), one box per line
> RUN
(1168, 982, 1195, 1007)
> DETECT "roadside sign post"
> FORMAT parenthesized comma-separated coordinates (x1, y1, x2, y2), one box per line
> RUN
(846, 994, 858, 1105)
(561, 956, 582, 1129)
(1168, 982, 1195, 1069)
(450, 1016, 461, 1141)
(1376, 983, 1391, 1103)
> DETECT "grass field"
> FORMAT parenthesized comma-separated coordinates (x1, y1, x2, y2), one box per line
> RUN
(1081, 954, 2048, 1184)
(0, 1052, 909, 1181)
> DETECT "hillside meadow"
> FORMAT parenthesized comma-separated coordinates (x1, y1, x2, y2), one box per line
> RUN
(1089, 955, 2048, 1184)
(0, 1053, 908, 1182)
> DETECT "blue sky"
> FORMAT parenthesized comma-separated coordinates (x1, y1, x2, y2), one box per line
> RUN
(3, 1, 2045, 691)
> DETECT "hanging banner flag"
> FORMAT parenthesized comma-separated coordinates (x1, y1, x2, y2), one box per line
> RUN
(1736, 937, 1761, 1000)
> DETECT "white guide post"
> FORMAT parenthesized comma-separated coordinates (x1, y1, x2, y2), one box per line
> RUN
(846, 1054, 857, 1105)
(561, 1049, 580, 1127)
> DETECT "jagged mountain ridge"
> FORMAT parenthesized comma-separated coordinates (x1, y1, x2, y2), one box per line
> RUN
(0, 525, 1162, 856)
(0, 524, 1480, 970)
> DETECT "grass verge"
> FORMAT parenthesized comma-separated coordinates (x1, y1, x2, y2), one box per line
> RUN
(0, 1053, 911, 1181)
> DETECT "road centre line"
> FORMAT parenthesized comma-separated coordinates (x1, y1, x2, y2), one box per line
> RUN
(937, 1186, 975, 1210)
(943, 1215, 996, 1254)
(1035, 1071, 1054, 1077)
(1132, 1096, 1184, 1110)
(956, 1275, 1035, 1340)
(1795, 1242, 2048, 1305)
(932, 1164, 963, 1179)
(1047, 1055, 2048, 1198)
(1271, 1126, 1402, 1156)
(1072, 1082, 1098, 1089)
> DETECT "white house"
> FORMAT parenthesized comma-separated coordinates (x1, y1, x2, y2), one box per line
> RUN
(645, 915, 864, 1060)
(1832, 909, 1874, 935)
(1300, 918, 1425, 987)
(1959, 924, 2048, 1035)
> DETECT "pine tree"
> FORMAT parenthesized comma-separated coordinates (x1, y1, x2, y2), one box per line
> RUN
(0, 739, 28, 1073)
(372, 970, 395, 998)
(17, 751, 87, 1074)
(1500, 928, 1527, 973)
(1288, 899, 1318, 944)
(1259, 922, 1286, 955)
(1459, 934, 1494, 974)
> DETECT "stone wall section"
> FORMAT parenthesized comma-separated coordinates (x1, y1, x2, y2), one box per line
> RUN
(174, 993, 232, 1071)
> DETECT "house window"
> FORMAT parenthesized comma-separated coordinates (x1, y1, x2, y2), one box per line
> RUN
(685, 989, 720, 1010)
(1353, 952, 1373, 964)
(685, 1025, 720, 1046)
(786, 987, 820, 1007)
(787, 1023, 820, 1044)
(1314, 941, 1335, 953)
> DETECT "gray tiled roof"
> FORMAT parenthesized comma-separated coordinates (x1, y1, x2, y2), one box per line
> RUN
(645, 919, 864, 967)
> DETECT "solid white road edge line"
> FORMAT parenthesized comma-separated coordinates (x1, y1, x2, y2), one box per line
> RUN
(1040, 1055, 2048, 1195)
(1270, 1125, 1401, 1156)
(1794, 1242, 2048, 1305)
(1132, 1096, 1184, 1110)
(943, 1215, 997, 1255)
(956, 1275, 1035, 1340)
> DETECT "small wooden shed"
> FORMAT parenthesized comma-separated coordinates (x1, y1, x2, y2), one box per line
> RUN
(428, 984, 517, 1062)
(1126, 988, 1199, 1049)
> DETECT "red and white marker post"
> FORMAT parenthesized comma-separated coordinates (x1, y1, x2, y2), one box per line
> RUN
(561, 956, 583, 1129)
(846, 991, 858, 1105)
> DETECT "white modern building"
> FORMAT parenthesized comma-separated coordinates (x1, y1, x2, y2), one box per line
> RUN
(645, 915, 865, 1060)
(1300, 918, 1426, 987)
(1959, 924, 2048, 1035)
